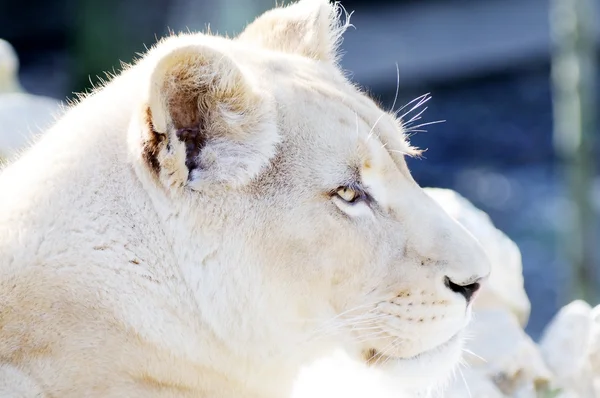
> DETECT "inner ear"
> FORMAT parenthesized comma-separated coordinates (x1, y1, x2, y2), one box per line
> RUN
(139, 42, 279, 190)
(175, 125, 206, 172)
(147, 45, 242, 135)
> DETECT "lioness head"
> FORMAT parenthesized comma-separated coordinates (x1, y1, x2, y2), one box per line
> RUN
(128, 0, 490, 394)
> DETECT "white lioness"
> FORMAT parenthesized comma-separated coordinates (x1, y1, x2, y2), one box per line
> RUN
(0, 1, 490, 397)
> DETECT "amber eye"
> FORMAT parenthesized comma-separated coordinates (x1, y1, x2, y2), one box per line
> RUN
(335, 186, 360, 203)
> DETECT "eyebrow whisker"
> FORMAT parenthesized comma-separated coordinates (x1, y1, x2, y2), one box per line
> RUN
(389, 63, 400, 114)
(394, 93, 431, 121)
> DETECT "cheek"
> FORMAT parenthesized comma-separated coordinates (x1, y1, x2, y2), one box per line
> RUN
(326, 234, 395, 304)
(255, 199, 390, 294)
(325, 239, 372, 284)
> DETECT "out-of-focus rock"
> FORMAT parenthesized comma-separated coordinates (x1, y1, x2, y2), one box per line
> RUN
(462, 309, 552, 396)
(0, 93, 61, 159)
(425, 188, 531, 326)
(0, 39, 21, 93)
(539, 300, 596, 397)
(445, 368, 506, 398)
(0, 39, 61, 160)
(588, 305, 600, 376)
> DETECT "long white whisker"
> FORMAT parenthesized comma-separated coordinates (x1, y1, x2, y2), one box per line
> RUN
(352, 332, 390, 345)
(462, 348, 486, 363)
(404, 120, 446, 131)
(395, 94, 432, 121)
(389, 63, 400, 113)
(306, 318, 385, 344)
(393, 93, 430, 116)
(345, 315, 394, 327)
(367, 112, 386, 142)
(379, 336, 402, 367)
(402, 106, 428, 126)
(307, 303, 382, 337)
(291, 307, 378, 323)
(320, 302, 379, 324)
(351, 329, 390, 343)
(458, 366, 472, 398)
(349, 324, 386, 332)
(371, 336, 399, 367)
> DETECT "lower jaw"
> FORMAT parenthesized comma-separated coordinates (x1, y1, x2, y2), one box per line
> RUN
(364, 331, 461, 365)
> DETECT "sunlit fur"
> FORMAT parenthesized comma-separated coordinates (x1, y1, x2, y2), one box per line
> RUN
(0, 1, 490, 397)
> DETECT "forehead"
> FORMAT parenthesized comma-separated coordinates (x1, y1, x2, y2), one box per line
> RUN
(240, 48, 414, 172)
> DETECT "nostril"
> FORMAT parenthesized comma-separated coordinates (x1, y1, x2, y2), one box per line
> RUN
(444, 276, 481, 303)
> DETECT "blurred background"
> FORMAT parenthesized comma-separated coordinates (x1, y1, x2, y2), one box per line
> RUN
(0, 0, 599, 340)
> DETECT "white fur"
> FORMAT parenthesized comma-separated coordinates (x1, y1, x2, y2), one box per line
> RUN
(0, 1, 490, 397)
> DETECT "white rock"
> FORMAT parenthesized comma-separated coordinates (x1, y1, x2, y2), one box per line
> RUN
(463, 309, 552, 396)
(539, 300, 595, 397)
(0, 40, 62, 160)
(539, 300, 592, 378)
(445, 368, 506, 398)
(0, 39, 21, 93)
(554, 390, 585, 398)
(587, 304, 600, 375)
(424, 188, 530, 326)
(0, 94, 62, 159)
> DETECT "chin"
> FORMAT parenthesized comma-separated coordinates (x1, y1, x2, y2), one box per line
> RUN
(364, 331, 465, 395)
(292, 333, 465, 398)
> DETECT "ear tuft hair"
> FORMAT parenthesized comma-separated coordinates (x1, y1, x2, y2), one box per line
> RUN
(238, 0, 353, 63)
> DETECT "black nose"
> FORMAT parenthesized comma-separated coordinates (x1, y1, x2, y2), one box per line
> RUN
(444, 276, 481, 303)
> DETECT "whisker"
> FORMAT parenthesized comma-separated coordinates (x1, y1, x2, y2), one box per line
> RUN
(371, 336, 400, 367)
(305, 318, 386, 345)
(395, 94, 432, 121)
(401, 106, 429, 126)
(367, 112, 386, 142)
(345, 314, 394, 326)
(307, 303, 382, 337)
(290, 307, 379, 324)
(349, 324, 386, 332)
(320, 302, 379, 324)
(389, 62, 400, 113)
(403, 120, 446, 131)
(264, 301, 399, 364)
(379, 336, 402, 367)
(351, 330, 391, 345)
(462, 348, 486, 363)
(458, 367, 472, 398)
(393, 93, 430, 116)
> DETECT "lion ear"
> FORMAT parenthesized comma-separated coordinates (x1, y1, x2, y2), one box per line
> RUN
(238, 0, 350, 62)
(139, 43, 278, 190)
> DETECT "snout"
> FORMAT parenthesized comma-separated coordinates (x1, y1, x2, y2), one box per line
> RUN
(404, 189, 492, 307)
(439, 228, 491, 306)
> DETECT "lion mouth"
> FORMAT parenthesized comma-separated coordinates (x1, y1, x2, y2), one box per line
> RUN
(364, 332, 461, 366)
